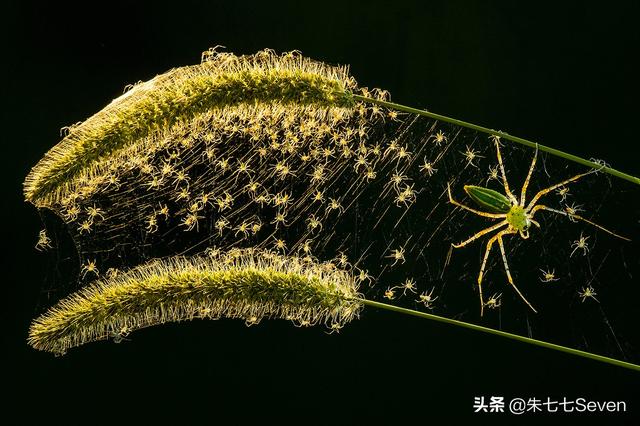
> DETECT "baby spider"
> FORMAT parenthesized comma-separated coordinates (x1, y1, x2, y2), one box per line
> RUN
(460, 145, 484, 168)
(387, 247, 405, 266)
(327, 198, 344, 214)
(86, 205, 105, 222)
(236, 160, 253, 176)
(80, 259, 99, 278)
(447, 138, 628, 316)
(35, 229, 52, 251)
(300, 239, 314, 255)
(395, 278, 417, 295)
(245, 316, 260, 326)
(271, 211, 288, 228)
(215, 193, 232, 211)
(156, 203, 170, 219)
(196, 192, 214, 209)
(181, 212, 202, 232)
(312, 190, 325, 203)
(146, 214, 158, 233)
(395, 145, 412, 162)
(416, 287, 438, 309)
(564, 202, 584, 222)
(570, 233, 590, 257)
(172, 169, 190, 189)
(294, 319, 312, 328)
(175, 187, 191, 201)
(309, 165, 327, 184)
(341, 146, 354, 158)
(307, 214, 322, 232)
(273, 238, 288, 252)
(327, 323, 343, 334)
(388, 171, 409, 190)
(539, 268, 559, 283)
(146, 176, 163, 191)
(160, 161, 174, 177)
(578, 286, 599, 303)
(105, 268, 120, 278)
(428, 130, 448, 146)
(217, 157, 231, 172)
(387, 110, 400, 121)
(273, 192, 293, 209)
(234, 221, 252, 238)
(419, 157, 438, 177)
(63, 205, 80, 222)
(245, 180, 261, 194)
(486, 165, 500, 183)
(395, 184, 417, 207)
(276, 162, 295, 180)
(365, 168, 377, 180)
(386, 247, 406, 266)
(214, 218, 229, 236)
(484, 293, 502, 310)
(111, 326, 131, 344)
(334, 251, 351, 269)
(354, 156, 369, 172)
(251, 219, 262, 235)
(556, 186, 570, 202)
(356, 268, 374, 286)
(77, 220, 92, 234)
(384, 287, 396, 300)
(321, 147, 334, 160)
(253, 192, 271, 207)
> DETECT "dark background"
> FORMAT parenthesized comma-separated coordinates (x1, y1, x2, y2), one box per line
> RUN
(3, 1, 639, 424)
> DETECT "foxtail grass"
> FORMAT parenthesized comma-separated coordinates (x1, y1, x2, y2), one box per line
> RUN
(28, 248, 362, 355)
(24, 48, 360, 206)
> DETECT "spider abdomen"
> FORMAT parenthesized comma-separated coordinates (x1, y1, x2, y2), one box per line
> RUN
(464, 185, 511, 213)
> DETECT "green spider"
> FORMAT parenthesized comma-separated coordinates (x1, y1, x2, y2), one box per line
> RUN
(447, 137, 630, 316)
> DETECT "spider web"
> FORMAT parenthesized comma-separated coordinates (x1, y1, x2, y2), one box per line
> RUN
(31, 104, 640, 363)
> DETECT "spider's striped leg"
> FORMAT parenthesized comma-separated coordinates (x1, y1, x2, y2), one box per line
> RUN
(493, 138, 518, 204)
(525, 169, 595, 211)
(452, 220, 508, 248)
(529, 205, 630, 241)
(519, 144, 538, 206)
(496, 229, 538, 313)
(447, 183, 508, 219)
(477, 232, 500, 317)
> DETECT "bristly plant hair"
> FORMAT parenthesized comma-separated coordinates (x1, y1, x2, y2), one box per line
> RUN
(24, 48, 367, 206)
(28, 248, 362, 355)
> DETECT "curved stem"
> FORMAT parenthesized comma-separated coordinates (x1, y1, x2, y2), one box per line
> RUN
(353, 94, 640, 186)
(357, 298, 640, 373)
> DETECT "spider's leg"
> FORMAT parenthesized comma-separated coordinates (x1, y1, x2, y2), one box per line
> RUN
(529, 205, 630, 241)
(494, 138, 518, 204)
(477, 232, 500, 317)
(496, 230, 538, 313)
(519, 144, 538, 206)
(570, 243, 582, 258)
(452, 220, 508, 248)
(447, 183, 507, 219)
(525, 169, 595, 211)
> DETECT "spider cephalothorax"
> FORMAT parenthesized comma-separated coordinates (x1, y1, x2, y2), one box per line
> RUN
(447, 137, 629, 316)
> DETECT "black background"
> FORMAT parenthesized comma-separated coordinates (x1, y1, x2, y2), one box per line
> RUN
(3, 1, 639, 424)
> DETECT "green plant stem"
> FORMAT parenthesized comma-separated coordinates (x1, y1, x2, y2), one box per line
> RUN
(358, 298, 640, 372)
(353, 94, 640, 186)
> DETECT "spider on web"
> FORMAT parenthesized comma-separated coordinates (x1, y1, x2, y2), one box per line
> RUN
(446, 136, 630, 316)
